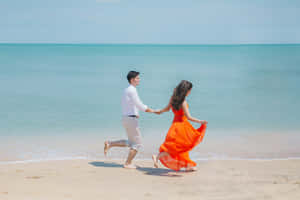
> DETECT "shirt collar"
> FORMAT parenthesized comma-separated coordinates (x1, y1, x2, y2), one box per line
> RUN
(129, 84, 136, 89)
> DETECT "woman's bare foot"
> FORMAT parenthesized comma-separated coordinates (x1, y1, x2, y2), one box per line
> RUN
(123, 163, 137, 169)
(185, 166, 197, 172)
(152, 155, 158, 168)
(104, 141, 110, 156)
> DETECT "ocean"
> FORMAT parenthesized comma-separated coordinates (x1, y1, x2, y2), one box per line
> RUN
(0, 44, 300, 163)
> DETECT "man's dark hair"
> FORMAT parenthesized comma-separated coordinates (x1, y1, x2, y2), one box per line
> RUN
(127, 71, 140, 83)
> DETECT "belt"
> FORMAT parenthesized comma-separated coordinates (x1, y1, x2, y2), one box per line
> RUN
(127, 115, 138, 118)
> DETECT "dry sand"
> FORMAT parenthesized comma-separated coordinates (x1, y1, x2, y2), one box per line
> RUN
(1, 159, 300, 200)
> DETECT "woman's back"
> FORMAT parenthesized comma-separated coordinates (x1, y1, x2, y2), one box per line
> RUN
(171, 105, 187, 122)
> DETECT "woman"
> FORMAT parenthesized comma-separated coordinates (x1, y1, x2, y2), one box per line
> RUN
(153, 80, 207, 171)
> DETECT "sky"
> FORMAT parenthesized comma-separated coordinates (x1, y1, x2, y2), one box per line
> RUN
(1, 0, 300, 44)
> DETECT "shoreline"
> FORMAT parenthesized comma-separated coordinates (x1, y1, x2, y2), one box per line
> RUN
(1, 130, 300, 164)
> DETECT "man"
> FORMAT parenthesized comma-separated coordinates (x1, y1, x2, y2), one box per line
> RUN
(104, 71, 156, 169)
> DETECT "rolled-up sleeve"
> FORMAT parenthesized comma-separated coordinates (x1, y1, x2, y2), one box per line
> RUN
(129, 89, 148, 112)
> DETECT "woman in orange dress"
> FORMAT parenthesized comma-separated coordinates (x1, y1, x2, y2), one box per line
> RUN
(152, 80, 207, 171)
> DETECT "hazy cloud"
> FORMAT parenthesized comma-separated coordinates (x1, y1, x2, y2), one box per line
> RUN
(96, 0, 120, 3)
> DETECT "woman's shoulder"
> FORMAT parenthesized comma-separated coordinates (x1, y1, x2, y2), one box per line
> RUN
(182, 100, 189, 107)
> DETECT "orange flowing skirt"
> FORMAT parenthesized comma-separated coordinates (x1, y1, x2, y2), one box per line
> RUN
(159, 121, 207, 171)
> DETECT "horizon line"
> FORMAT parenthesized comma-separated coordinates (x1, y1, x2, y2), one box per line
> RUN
(1, 42, 300, 46)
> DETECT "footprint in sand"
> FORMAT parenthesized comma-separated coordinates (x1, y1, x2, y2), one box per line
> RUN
(26, 176, 43, 179)
(64, 194, 72, 198)
(144, 193, 152, 197)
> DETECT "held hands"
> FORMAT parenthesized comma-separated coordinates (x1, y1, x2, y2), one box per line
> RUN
(146, 108, 162, 114)
(154, 110, 162, 115)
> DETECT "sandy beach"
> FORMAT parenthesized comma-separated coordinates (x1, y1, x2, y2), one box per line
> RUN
(1, 159, 300, 200)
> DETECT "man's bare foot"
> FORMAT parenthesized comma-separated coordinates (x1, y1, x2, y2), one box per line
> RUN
(123, 164, 137, 169)
(152, 155, 158, 168)
(104, 141, 110, 156)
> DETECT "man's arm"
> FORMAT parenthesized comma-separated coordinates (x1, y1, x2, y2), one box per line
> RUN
(145, 108, 155, 113)
(130, 89, 154, 113)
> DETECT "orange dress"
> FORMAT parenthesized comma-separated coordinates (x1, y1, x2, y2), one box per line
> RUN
(159, 105, 207, 171)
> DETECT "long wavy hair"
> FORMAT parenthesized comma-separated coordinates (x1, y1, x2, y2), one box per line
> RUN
(171, 80, 193, 110)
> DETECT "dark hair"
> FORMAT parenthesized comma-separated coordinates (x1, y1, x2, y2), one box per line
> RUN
(171, 80, 193, 110)
(127, 71, 140, 83)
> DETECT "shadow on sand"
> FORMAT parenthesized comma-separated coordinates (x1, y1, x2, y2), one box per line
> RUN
(89, 161, 123, 168)
(89, 161, 183, 177)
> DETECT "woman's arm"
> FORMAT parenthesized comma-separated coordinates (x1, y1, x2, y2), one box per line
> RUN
(182, 101, 207, 124)
(155, 98, 172, 114)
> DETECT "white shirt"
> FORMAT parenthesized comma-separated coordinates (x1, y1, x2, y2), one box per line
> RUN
(121, 84, 148, 116)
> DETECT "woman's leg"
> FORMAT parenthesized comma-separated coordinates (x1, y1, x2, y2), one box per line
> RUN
(185, 166, 197, 172)
(152, 152, 170, 168)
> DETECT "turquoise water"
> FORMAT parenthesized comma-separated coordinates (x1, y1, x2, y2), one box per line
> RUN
(0, 44, 300, 162)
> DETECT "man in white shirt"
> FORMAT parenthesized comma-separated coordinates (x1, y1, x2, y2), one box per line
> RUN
(104, 71, 156, 169)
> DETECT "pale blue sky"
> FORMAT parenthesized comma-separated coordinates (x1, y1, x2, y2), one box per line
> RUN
(1, 0, 300, 44)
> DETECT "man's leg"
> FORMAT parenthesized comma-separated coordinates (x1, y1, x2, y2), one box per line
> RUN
(124, 148, 138, 168)
(104, 140, 128, 156)
(122, 117, 142, 169)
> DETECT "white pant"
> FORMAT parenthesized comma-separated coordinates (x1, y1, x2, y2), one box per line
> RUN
(122, 116, 143, 151)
